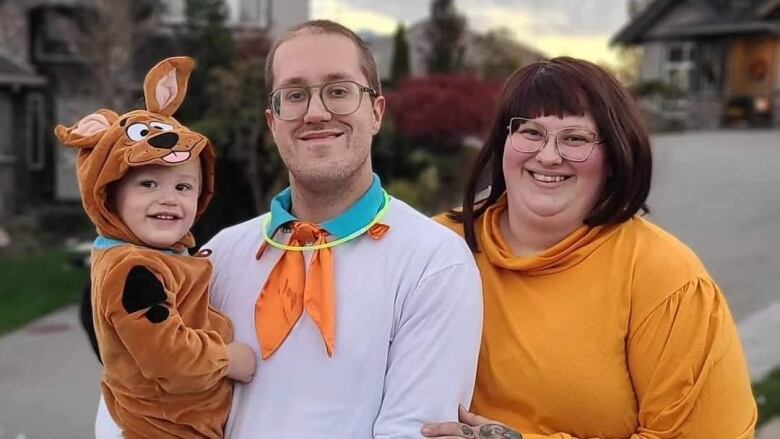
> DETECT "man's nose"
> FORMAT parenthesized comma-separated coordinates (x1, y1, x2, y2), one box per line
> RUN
(303, 92, 332, 123)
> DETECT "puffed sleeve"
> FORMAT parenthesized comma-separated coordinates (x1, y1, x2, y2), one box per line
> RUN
(522, 277, 757, 439)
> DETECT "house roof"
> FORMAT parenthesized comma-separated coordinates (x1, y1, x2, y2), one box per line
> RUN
(0, 54, 47, 87)
(612, 0, 688, 44)
(611, 0, 780, 45)
(660, 20, 780, 38)
(760, 0, 780, 17)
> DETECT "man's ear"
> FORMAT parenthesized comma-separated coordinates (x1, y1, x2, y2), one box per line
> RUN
(370, 95, 385, 135)
(265, 108, 276, 133)
(144, 57, 195, 116)
(54, 109, 119, 149)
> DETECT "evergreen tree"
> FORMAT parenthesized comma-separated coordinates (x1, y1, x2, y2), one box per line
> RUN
(390, 23, 411, 85)
(425, 0, 467, 74)
(176, 0, 236, 122)
(173, 0, 267, 241)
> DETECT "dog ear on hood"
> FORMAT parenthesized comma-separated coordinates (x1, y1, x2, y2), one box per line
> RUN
(54, 109, 119, 149)
(143, 57, 195, 116)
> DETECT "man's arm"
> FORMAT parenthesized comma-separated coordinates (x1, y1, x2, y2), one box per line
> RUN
(373, 259, 483, 438)
(95, 394, 122, 439)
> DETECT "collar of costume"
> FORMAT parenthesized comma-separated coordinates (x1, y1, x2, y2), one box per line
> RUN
(479, 195, 622, 274)
(264, 173, 388, 248)
(93, 236, 181, 255)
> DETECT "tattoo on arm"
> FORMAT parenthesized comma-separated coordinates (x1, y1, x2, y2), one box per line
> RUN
(460, 424, 476, 438)
(478, 424, 522, 439)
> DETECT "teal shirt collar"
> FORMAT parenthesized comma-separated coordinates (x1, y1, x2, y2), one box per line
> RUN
(267, 174, 385, 239)
(93, 236, 180, 255)
(93, 236, 127, 250)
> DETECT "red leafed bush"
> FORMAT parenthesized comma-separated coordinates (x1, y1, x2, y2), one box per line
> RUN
(385, 75, 502, 150)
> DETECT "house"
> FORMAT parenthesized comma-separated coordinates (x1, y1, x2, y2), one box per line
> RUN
(0, 0, 308, 221)
(612, 0, 780, 129)
(0, 53, 47, 222)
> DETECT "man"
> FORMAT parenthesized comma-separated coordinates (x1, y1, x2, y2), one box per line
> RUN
(97, 19, 482, 438)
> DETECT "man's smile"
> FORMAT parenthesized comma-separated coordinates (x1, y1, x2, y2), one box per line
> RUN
(298, 130, 344, 141)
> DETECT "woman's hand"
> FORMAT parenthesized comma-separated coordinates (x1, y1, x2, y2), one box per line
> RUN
(421, 405, 522, 438)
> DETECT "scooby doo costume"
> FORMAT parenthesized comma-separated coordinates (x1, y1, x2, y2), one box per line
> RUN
(55, 57, 233, 438)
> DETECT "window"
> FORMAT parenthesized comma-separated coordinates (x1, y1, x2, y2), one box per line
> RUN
(26, 94, 46, 171)
(161, 0, 186, 24)
(31, 8, 79, 63)
(0, 93, 13, 163)
(665, 42, 695, 92)
(238, 0, 270, 27)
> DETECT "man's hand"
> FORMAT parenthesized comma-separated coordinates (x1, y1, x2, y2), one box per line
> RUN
(226, 342, 257, 383)
(421, 405, 522, 438)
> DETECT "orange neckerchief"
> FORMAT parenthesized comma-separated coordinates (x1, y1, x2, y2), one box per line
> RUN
(255, 222, 390, 360)
(255, 222, 333, 359)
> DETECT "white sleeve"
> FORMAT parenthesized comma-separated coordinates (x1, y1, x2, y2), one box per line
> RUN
(201, 230, 228, 309)
(95, 394, 123, 438)
(372, 260, 483, 438)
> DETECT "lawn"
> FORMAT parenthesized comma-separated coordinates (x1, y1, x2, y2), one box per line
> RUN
(0, 249, 88, 335)
(756, 366, 780, 427)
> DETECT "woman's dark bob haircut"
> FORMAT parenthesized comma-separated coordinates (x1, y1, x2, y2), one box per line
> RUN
(453, 56, 652, 251)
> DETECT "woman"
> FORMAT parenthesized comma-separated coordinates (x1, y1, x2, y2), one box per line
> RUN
(423, 57, 756, 438)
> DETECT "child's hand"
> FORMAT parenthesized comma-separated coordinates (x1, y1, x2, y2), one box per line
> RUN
(226, 342, 257, 383)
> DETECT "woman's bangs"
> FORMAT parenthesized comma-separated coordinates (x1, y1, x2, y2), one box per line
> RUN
(507, 68, 591, 120)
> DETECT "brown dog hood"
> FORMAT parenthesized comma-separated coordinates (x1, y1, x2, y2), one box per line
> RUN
(55, 57, 215, 249)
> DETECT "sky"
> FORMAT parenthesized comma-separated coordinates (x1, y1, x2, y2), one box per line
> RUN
(311, 0, 632, 67)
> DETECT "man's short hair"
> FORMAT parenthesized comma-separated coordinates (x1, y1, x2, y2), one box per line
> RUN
(265, 19, 382, 96)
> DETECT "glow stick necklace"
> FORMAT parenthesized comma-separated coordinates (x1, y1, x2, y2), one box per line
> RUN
(261, 191, 392, 251)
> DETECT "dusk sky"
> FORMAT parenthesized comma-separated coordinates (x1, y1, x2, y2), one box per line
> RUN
(311, 0, 632, 66)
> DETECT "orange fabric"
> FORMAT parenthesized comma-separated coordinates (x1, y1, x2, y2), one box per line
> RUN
(93, 247, 232, 438)
(367, 223, 390, 240)
(54, 56, 215, 251)
(256, 222, 335, 359)
(54, 57, 232, 437)
(435, 201, 757, 439)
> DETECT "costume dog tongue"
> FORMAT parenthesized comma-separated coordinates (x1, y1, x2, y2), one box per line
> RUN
(54, 57, 215, 250)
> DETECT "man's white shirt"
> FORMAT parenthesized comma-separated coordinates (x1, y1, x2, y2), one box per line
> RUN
(96, 198, 482, 438)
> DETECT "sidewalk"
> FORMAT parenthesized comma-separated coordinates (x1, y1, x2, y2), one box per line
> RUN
(0, 306, 101, 439)
(741, 300, 780, 381)
(759, 419, 780, 439)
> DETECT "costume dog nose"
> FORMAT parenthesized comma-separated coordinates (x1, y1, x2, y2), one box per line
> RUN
(148, 132, 179, 149)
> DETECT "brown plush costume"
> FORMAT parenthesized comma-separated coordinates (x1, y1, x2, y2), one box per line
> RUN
(55, 57, 233, 438)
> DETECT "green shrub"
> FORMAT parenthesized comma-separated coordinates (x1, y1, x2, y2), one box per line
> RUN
(755, 366, 780, 426)
(630, 80, 686, 99)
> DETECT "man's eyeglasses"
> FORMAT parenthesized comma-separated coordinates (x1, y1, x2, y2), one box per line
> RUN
(507, 117, 604, 162)
(268, 80, 378, 121)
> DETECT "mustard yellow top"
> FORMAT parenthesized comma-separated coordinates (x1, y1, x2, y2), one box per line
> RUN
(436, 198, 756, 439)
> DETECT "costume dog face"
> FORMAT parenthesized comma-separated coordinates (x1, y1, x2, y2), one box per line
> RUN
(55, 57, 215, 249)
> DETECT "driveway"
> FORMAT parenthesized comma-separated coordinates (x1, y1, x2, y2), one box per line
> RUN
(649, 129, 780, 380)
